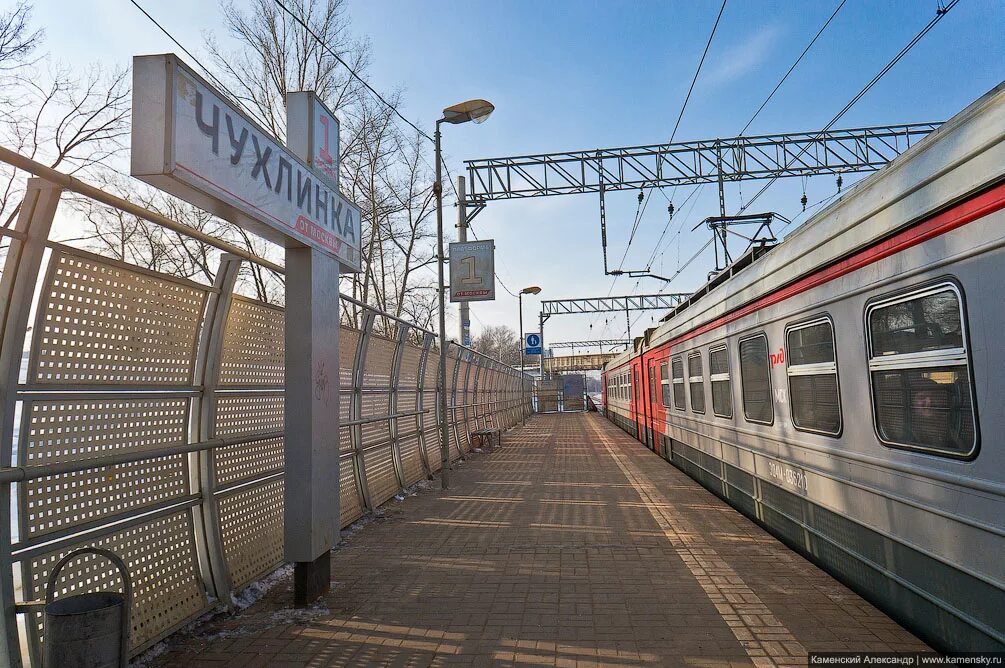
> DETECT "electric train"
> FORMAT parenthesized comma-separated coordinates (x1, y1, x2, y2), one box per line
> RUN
(601, 82, 1005, 652)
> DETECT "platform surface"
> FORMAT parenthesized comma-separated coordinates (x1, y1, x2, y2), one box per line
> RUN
(148, 413, 927, 667)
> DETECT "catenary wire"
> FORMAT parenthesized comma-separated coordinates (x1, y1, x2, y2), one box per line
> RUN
(617, 0, 727, 269)
(738, 0, 959, 215)
(739, 0, 848, 136)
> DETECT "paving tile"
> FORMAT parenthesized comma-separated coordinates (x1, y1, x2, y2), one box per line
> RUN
(142, 414, 927, 667)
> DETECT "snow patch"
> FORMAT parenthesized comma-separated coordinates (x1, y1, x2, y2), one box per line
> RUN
(129, 639, 168, 667)
(231, 563, 294, 610)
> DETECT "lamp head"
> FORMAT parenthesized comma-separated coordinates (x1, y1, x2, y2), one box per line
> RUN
(520, 286, 542, 295)
(442, 99, 495, 125)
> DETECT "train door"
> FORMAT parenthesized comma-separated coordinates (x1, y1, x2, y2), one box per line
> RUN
(646, 359, 658, 452)
(632, 362, 648, 448)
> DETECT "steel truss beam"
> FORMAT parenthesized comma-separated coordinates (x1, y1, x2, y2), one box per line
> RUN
(464, 123, 939, 200)
(549, 340, 630, 349)
(541, 294, 689, 319)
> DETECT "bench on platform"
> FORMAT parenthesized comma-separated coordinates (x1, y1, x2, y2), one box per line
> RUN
(470, 428, 501, 452)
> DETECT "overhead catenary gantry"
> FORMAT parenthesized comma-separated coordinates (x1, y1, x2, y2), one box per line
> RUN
(538, 293, 689, 350)
(464, 123, 938, 200)
(463, 123, 940, 279)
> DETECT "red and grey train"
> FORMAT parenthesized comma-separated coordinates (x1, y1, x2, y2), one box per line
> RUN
(601, 83, 1005, 652)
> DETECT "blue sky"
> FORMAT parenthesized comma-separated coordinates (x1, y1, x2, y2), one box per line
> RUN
(24, 0, 1005, 346)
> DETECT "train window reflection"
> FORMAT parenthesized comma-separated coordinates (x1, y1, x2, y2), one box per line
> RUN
(739, 334, 773, 424)
(671, 357, 686, 411)
(709, 345, 732, 418)
(660, 362, 670, 408)
(867, 283, 977, 458)
(786, 318, 841, 435)
(688, 352, 705, 414)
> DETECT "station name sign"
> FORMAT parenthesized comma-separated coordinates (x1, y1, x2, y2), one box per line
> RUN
(131, 54, 361, 272)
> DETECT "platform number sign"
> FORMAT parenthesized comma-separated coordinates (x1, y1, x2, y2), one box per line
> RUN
(449, 240, 495, 302)
(525, 333, 542, 356)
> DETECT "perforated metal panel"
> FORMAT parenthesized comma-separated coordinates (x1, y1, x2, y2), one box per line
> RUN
(219, 297, 285, 386)
(215, 437, 283, 486)
(362, 444, 397, 506)
(215, 393, 284, 436)
(360, 392, 391, 446)
(339, 455, 363, 526)
(398, 433, 424, 485)
(31, 251, 206, 385)
(217, 477, 284, 588)
(26, 511, 207, 652)
(399, 342, 423, 386)
(339, 325, 358, 387)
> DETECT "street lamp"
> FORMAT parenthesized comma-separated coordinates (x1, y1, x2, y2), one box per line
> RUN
(435, 98, 494, 491)
(518, 286, 541, 423)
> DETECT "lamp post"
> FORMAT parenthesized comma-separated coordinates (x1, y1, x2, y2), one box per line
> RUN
(435, 98, 494, 491)
(518, 286, 541, 424)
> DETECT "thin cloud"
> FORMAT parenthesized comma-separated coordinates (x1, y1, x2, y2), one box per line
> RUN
(705, 25, 784, 86)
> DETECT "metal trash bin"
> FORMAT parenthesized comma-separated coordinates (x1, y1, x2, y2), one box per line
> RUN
(44, 547, 132, 668)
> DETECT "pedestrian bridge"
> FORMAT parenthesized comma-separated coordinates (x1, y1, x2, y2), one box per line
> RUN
(145, 413, 926, 666)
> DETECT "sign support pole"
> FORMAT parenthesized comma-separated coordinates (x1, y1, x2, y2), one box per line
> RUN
(456, 176, 469, 346)
(284, 247, 340, 605)
(435, 121, 451, 490)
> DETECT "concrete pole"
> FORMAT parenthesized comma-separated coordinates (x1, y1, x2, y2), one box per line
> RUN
(434, 121, 450, 490)
(456, 176, 469, 346)
(284, 246, 340, 606)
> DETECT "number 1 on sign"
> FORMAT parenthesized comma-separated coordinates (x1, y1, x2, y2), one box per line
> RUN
(459, 256, 484, 286)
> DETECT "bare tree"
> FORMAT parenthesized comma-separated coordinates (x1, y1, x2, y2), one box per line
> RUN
(472, 325, 521, 367)
(0, 59, 130, 228)
(207, 0, 440, 325)
(78, 174, 286, 302)
(0, 1, 41, 73)
(207, 0, 367, 138)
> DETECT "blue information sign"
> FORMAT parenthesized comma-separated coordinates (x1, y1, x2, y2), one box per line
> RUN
(525, 332, 542, 355)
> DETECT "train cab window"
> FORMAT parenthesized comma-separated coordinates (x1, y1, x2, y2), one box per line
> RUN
(671, 357, 686, 411)
(660, 362, 670, 408)
(630, 370, 636, 402)
(786, 318, 841, 435)
(649, 365, 657, 408)
(739, 334, 773, 424)
(866, 283, 977, 457)
(688, 352, 705, 414)
(709, 345, 732, 418)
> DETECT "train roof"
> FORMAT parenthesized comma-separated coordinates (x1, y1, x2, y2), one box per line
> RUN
(602, 80, 1005, 374)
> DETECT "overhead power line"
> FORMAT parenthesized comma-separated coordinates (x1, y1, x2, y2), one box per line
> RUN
(615, 0, 727, 277)
(739, 0, 847, 135)
(739, 0, 960, 214)
(130, 1, 274, 130)
(273, 0, 432, 143)
(669, 0, 728, 144)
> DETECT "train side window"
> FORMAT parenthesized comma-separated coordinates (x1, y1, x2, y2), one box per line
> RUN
(660, 362, 670, 408)
(739, 334, 773, 424)
(671, 356, 686, 411)
(866, 282, 977, 457)
(709, 344, 732, 418)
(630, 369, 636, 402)
(649, 365, 657, 408)
(688, 352, 705, 414)
(786, 318, 841, 435)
